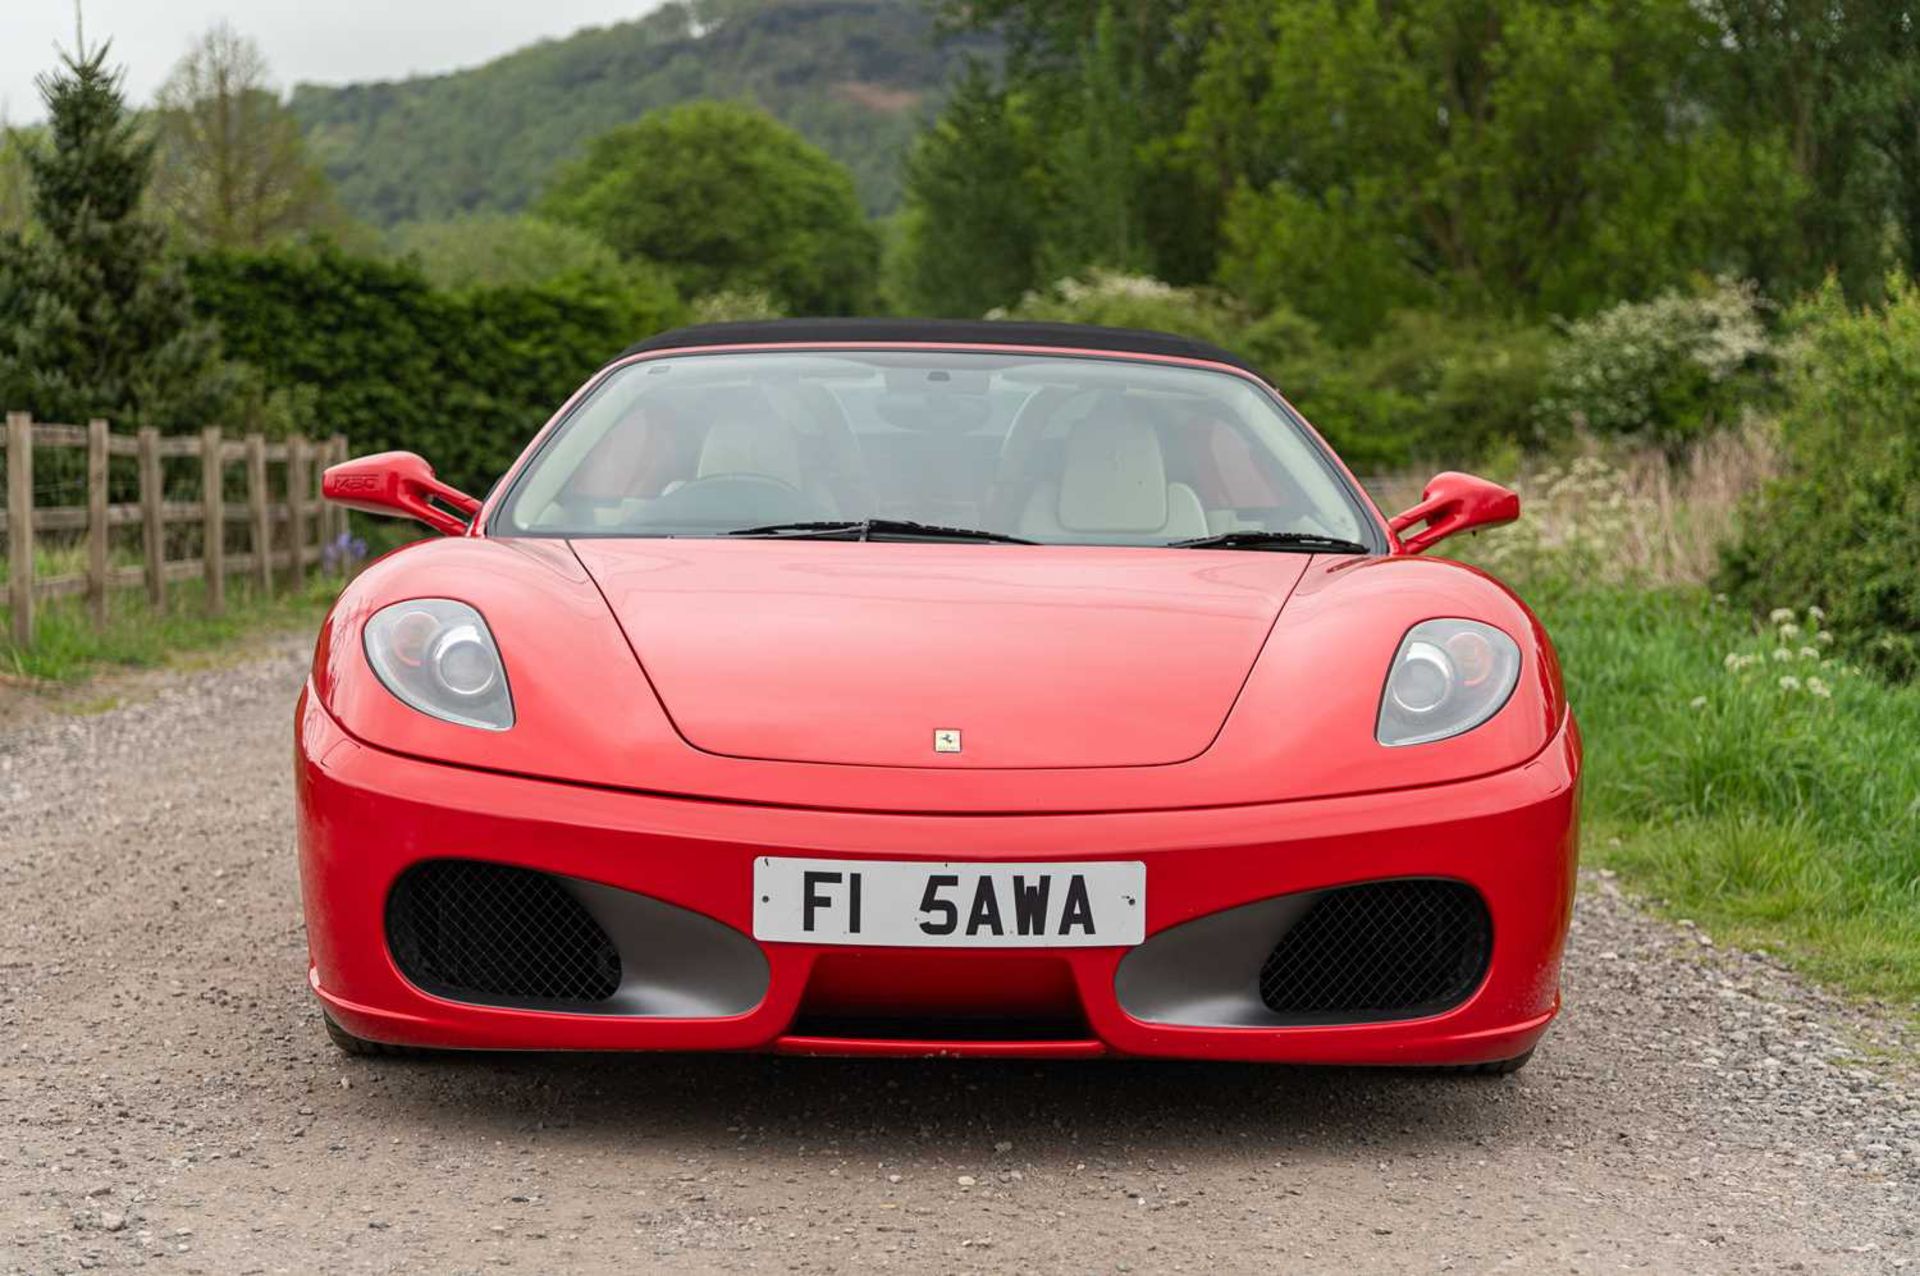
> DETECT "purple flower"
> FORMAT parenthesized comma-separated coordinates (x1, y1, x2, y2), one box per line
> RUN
(323, 531, 369, 574)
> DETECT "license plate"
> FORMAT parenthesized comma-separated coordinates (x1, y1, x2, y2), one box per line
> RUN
(752, 857, 1145, 948)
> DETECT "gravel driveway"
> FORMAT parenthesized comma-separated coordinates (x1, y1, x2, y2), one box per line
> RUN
(2, 640, 1915, 1273)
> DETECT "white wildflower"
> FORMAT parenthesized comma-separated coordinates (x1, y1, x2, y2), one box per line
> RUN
(1772, 647, 1793, 662)
(1808, 605, 1825, 622)
(1778, 675, 1801, 691)
(1807, 677, 1832, 699)
(1768, 607, 1795, 625)
(1779, 622, 1803, 640)
(1689, 695, 1709, 710)
(1799, 646, 1821, 660)
(1817, 630, 1834, 646)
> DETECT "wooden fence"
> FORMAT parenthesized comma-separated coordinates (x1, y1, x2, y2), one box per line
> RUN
(1, 411, 350, 648)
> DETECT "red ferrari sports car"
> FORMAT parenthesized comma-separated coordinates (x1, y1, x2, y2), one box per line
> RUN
(301, 319, 1579, 1070)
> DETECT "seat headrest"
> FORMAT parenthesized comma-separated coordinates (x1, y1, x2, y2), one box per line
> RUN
(697, 418, 804, 489)
(1057, 404, 1170, 532)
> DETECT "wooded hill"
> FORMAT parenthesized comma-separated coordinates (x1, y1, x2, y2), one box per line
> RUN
(289, 0, 990, 224)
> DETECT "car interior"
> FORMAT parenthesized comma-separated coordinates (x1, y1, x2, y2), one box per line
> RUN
(504, 353, 1370, 546)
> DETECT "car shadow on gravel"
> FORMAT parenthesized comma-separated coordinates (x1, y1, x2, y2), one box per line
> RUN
(331, 1050, 1547, 1159)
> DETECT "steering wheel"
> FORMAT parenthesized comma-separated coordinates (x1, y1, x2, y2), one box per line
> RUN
(645, 473, 823, 528)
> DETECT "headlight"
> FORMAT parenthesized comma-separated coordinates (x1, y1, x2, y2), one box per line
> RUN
(364, 599, 514, 730)
(1376, 618, 1520, 746)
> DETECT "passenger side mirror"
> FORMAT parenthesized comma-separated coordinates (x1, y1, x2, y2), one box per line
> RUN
(322, 451, 481, 537)
(1388, 471, 1520, 555)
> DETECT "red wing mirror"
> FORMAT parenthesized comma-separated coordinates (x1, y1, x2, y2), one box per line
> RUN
(1388, 471, 1520, 555)
(321, 451, 481, 537)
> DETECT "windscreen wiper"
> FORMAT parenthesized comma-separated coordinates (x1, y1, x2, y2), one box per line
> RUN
(727, 519, 1035, 544)
(1165, 530, 1371, 554)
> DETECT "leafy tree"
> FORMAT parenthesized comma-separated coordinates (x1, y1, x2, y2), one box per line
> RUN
(928, 0, 1915, 339)
(148, 23, 341, 250)
(0, 45, 226, 431)
(1875, 23, 1920, 280)
(1196, 0, 1785, 337)
(1700, 0, 1893, 298)
(540, 101, 879, 314)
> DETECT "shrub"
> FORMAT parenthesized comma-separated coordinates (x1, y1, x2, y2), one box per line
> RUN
(188, 243, 683, 493)
(1719, 280, 1920, 681)
(690, 289, 786, 324)
(996, 273, 1558, 474)
(1341, 312, 1557, 465)
(1536, 277, 1771, 451)
(993, 272, 1405, 471)
(388, 214, 649, 292)
(994, 271, 1243, 345)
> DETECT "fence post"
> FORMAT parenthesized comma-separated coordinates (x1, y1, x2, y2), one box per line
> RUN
(5, 412, 32, 647)
(87, 417, 109, 628)
(201, 426, 224, 616)
(246, 433, 271, 595)
(138, 427, 165, 609)
(287, 435, 309, 592)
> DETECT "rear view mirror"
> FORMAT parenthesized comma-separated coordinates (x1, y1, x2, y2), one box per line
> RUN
(322, 451, 481, 537)
(1388, 471, 1520, 555)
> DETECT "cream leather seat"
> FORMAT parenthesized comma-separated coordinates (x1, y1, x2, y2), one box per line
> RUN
(1017, 413, 1207, 542)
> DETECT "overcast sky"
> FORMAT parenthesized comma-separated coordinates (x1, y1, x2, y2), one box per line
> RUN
(2, 0, 668, 123)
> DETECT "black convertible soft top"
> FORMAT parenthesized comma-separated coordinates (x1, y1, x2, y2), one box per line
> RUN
(615, 318, 1262, 377)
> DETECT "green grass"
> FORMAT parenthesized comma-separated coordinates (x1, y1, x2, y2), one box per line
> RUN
(1532, 581, 1920, 1005)
(0, 574, 339, 683)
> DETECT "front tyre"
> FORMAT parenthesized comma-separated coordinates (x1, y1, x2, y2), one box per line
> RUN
(1443, 1047, 1535, 1076)
(322, 1011, 434, 1059)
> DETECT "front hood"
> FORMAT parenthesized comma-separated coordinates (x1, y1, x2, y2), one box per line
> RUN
(569, 539, 1309, 769)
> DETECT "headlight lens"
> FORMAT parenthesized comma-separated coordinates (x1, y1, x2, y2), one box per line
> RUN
(364, 599, 513, 730)
(1376, 619, 1520, 746)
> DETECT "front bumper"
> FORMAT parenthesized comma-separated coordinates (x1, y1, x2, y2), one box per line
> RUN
(297, 692, 1580, 1064)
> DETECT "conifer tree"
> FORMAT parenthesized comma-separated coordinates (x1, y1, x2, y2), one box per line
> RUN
(0, 44, 223, 429)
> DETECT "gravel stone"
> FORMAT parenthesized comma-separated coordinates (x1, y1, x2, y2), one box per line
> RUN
(0, 640, 1913, 1271)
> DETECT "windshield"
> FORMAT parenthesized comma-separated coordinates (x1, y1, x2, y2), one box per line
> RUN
(494, 350, 1379, 549)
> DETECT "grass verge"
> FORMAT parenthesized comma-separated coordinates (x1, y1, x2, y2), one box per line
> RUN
(0, 575, 338, 684)
(1534, 581, 1920, 1006)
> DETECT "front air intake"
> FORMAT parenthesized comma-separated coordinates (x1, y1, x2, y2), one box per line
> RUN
(386, 860, 622, 1007)
(1257, 879, 1490, 1020)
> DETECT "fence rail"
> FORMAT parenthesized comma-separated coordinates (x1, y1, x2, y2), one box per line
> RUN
(2, 411, 349, 648)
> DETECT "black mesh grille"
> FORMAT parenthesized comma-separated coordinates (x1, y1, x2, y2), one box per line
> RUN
(1257, 880, 1490, 1021)
(386, 861, 621, 1005)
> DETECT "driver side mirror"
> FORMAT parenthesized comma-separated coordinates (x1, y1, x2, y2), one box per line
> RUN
(322, 451, 481, 537)
(1388, 471, 1520, 555)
